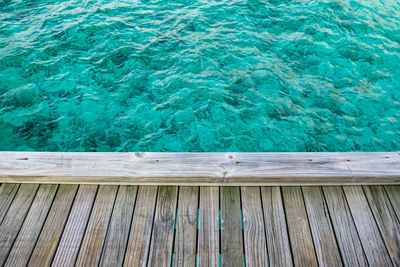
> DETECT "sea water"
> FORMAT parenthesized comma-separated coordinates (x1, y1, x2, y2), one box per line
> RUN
(1, 0, 400, 151)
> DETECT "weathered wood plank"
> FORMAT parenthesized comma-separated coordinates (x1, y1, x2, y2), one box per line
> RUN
(260, 187, 292, 267)
(197, 186, 219, 267)
(75, 185, 119, 267)
(5, 184, 58, 267)
(147, 186, 178, 267)
(384, 186, 400, 220)
(1, 152, 400, 185)
(363, 186, 400, 266)
(0, 183, 20, 224)
(281, 187, 318, 267)
(52, 185, 98, 267)
(123, 186, 158, 267)
(99, 186, 138, 267)
(220, 186, 243, 267)
(302, 187, 343, 267)
(0, 184, 39, 265)
(29, 184, 79, 267)
(343, 186, 393, 266)
(322, 186, 368, 266)
(241, 187, 268, 267)
(173, 186, 198, 267)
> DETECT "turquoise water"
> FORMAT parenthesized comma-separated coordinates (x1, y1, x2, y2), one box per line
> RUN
(1, 0, 400, 152)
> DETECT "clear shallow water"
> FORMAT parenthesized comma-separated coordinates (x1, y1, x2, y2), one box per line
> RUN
(1, 0, 400, 152)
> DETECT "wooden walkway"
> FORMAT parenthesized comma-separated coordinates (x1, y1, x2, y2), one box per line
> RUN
(0, 183, 399, 267)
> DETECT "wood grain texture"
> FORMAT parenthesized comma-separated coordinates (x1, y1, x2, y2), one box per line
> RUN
(29, 184, 79, 267)
(281, 187, 318, 267)
(0, 184, 39, 265)
(241, 187, 268, 267)
(1, 152, 400, 185)
(173, 186, 198, 267)
(260, 187, 293, 267)
(147, 186, 178, 267)
(75, 185, 118, 267)
(322, 186, 369, 267)
(123, 186, 158, 267)
(385, 186, 400, 220)
(99, 186, 138, 267)
(5, 184, 58, 267)
(343, 186, 393, 266)
(0, 183, 20, 224)
(363, 186, 400, 266)
(220, 186, 243, 267)
(52, 185, 98, 267)
(302, 187, 343, 267)
(198, 186, 219, 267)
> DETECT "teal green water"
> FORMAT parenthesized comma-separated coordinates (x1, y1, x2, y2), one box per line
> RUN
(1, 0, 400, 152)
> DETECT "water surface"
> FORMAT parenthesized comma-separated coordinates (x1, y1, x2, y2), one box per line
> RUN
(1, 0, 400, 151)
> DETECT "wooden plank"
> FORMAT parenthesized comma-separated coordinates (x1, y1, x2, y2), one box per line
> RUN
(197, 186, 219, 267)
(75, 185, 119, 267)
(147, 186, 178, 267)
(173, 186, 198, 267)
(99, 186, 138, 267)
(220, 186, 243, 267)
(302, 187, 343, 267)
(260, 187, 292, 267)
(322, 186, 369, 266)
(241, 187, 268, 267)
(28, 184, 79, 267)
(0, 183, 20, 224)
(364, 186, 400, 266)
(5, 184, 58, 267)
(52, 185, 98, 267)
(0, 184, 39, 265)
(123, 186, 158, 267)
(281, 187, 318, 267)
(385, 186, 400, 219)
(1, 152, 400, 185)
(343, 186, 393, 266)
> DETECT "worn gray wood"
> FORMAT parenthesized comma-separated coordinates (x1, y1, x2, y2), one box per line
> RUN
(99, 186, 138, 267)
(5, 184, 58, 267)
(52, 185, 98, 267)
(147, 186, 178, 267)
(75, 185, 118, 267)
(220, 186, 243, 267)
(385, 186, 400, 220)
(322, 186, 369, 267)
(302, 187, 343, 267)
(124, 186, 158, 267)
(241, 187, 268, 267)
(29, 184, 79, 267)
(282, 187, 318, 267)
(0, 184, 39, 265)
(198, 186, 219, 267)
(343, 186, 393, 266)
(260, 187, 293, 267)
(364, 186, 400, 266)
(173, 186, 198, 267)
(0, 183, 20, 224)
(1, 152, 400, 185)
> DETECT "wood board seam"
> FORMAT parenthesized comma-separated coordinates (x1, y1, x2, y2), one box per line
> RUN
(120, 186, 140, 267)
(144, 186, 159, 267)
(2, 184, 40, 264)
(319, 186, 346, 266)
(362, 186, 396, 267)
(71, 185, 100, 267)
(340, 186, 372, 266)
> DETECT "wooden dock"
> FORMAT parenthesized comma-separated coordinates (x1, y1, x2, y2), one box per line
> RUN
(0, 183, 399, 266)
(1, 152, 400, 185)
